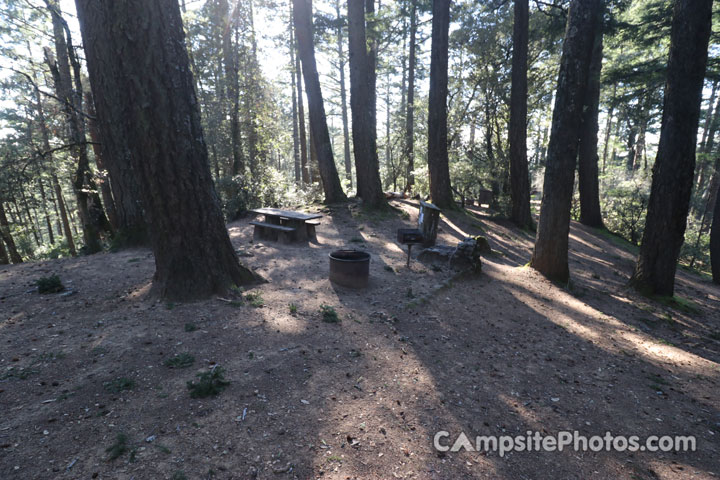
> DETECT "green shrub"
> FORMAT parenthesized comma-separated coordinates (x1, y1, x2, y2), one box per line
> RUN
(36, 275, 64, 293)
(187, 367, 230, 398)
(320, 304, 340, 323)
(164, 353, 195, 369)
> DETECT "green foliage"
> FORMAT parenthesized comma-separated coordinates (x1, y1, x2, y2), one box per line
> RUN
(601, 177, 649, 246)
(244, 291, 264, 307)
(103, 377, 135, 393)
(164, 353, 196, 369)
(187, 367, 230, 398)
(105, 433, 129, 461)
(36, 274, 64, 293)
(184, 322, 198, 332)
(320, 304, 340, 323)
(289, 303, 298, 314)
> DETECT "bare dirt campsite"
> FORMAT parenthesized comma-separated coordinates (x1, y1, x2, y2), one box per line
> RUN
(1, 201, 719, 479)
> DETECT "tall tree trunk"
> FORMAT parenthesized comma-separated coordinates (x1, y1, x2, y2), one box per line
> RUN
(86, 92, 118, 232)
(222, 0, 245, 177)
(711, 164, 720, 283)
(28, 63, 76, 254)
(530, 0, 600, 282)
(508, 0, 532, 229)
(46, 0, 110, 253)
(629, 0, 713, 296)
(577, 11, 604, 228)
(37, 175, 55, 245)
(335, 0, 353, 186)
(404, 0, 417, 193)
(0, 202, 22, 263)
(293, 4, 310, 185)
(427, 0, 454, 209)
(75, 0, 263, 300)
(246, 0, 261, 175)
(347, 0, 386, 208)
(292, 0, 347, 203)
(601, 84, 617, 174)
(290, 9, 301, 183)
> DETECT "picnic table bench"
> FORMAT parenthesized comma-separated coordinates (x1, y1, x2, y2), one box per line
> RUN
(249, 208, 322, 243)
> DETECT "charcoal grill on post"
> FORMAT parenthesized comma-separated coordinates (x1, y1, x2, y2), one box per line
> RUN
(397, 229, 424, 267)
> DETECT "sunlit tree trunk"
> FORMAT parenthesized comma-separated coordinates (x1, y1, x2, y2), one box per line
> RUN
(531, 0, 600, 282)
(75, 0, 263, 299)
(292, 0, 346, 202)
(629, 0, 713, 296)
(348, 0, 386, 208)
(335, 0, 352, 186)
(404, 0, 417, 193)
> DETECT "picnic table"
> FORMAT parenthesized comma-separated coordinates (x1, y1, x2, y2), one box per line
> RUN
(249, 208, 322, 243)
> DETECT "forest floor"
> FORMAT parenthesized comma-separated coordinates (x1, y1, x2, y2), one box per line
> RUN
(1, 199, 719, 480)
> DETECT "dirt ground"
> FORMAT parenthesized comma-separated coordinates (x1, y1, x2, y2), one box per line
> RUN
(1, 200, 719, 480)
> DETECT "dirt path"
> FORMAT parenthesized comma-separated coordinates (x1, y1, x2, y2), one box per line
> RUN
(1, 201, 718, 479)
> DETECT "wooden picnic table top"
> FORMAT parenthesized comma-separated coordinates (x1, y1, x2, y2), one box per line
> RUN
(250, 208, 322, 221)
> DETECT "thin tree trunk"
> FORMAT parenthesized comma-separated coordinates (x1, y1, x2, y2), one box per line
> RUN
(577, 11, 604, 228)
(427, 0, 454, 209)
(0, 233, 8, 264)
(509, 0, 532, 229)
(601, 84, 617, 174)
(76, 0, 263, 299)
(222, 0, 245, 177)
(46, 0, 110, 253)
(290, 8, 301, 183)
(629, 0, 714, 296)
(336, 0, 352, 186)
(293, 6, 310, 185)
(711, 162, 720, 283)
(86, 92, 118, 232)
(292, 0, 347, 203)
(404, 0, 417, 193)
(531, 0, 600, 282)
(37, 176, 55, 245)
(0, 202, 23, 263)
(699, 80, 718, 150)
(348, 0, 386, 208)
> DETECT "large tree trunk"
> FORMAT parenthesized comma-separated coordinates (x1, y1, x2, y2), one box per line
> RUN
(427, 0, 454, 209)
(629, 0, 713, 296)
(293, 0, 347, 203)
(0, 202, 22, 264)
(46, 0, 111, 253)
(335, 0, 352, 186)
(530, 0, 600, 282)
(0, 233, 8, 265)
(508, 0, 532, 229)
(404, 0, 417, 194)
(347, 0, 386, 208)
(577, 11, 604, 228)
(75, 0, 262, 300)
(711, 167, 720, 283)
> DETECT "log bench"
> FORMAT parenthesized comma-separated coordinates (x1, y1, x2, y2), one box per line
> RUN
(250, 221, 296, 243)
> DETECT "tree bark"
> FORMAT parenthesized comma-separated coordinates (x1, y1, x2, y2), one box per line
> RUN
(404, 0, 417, 193)
(46, 0, 111, 253)
(347, 0, 386, 208)
(601, 83, 617, 174)
(530, 0, 600, 282)
(427, 0, 454, 209)
(85, 92, 118, 232)
(629, 0, 713, 296)
(508, 0, 532, 229)
(222, 0, 245, 177)
(711, 165, 720, 283)
(293, 0, 347, 203)
(0, 233, 8, 265)
(75, 0, 263, 300)
(577, 11, 604, 228)
(290, 10, 301, 183)
(336, 0, 353, 186)
(0, 202, 22, 263)
(295, 28, 310, 185)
